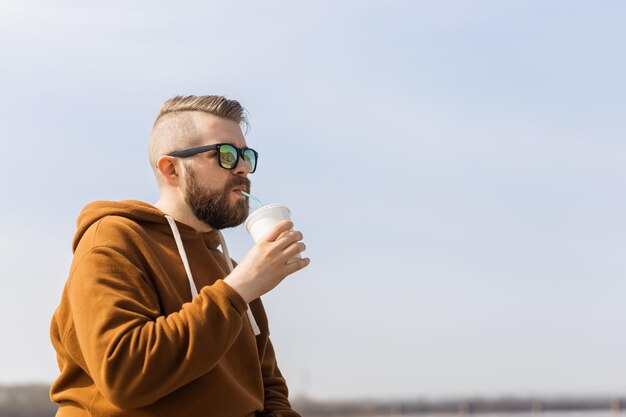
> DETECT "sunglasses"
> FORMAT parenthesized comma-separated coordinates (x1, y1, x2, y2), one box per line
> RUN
(167, 143, 258, 173)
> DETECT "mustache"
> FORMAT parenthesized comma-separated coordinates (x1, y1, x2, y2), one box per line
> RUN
(226, 176, 250, 192)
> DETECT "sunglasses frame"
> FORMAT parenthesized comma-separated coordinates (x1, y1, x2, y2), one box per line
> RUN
(167, 143, 258, 173)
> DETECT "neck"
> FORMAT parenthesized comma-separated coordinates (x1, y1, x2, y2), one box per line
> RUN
(154, 194, 213, 233)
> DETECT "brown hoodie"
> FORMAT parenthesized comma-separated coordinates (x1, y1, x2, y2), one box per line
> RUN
(50, 200, 299, 417)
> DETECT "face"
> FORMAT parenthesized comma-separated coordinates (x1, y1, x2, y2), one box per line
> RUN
(181, 114, 252, 229)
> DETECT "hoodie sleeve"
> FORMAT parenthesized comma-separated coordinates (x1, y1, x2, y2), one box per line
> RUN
(259, 337, 302, 417)
(67, 244, 248, 409)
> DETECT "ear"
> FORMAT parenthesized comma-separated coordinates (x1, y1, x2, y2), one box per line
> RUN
(156, 156, 182, 185)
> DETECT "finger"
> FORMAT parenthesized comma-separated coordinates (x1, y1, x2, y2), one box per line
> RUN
(262, 220, 294, 242)
(276, 230, 304, 250)
(283, 241, 306, 258)
(276, 230, 291, 240)
(284, 257, 310, 275)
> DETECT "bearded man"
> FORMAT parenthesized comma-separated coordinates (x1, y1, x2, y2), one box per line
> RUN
(50, 95, 310, 417)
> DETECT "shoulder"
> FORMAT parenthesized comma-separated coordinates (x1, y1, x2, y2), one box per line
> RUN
(75, 215, 155, 260)
(68, 215, 160, 293)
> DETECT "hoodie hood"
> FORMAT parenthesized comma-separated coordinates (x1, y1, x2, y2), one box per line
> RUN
(73, 200, 221, 252)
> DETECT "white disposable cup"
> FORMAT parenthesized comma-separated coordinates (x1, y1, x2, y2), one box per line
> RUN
(244, 204, 302, 264)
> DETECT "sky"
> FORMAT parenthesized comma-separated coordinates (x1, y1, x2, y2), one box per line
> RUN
(1, 0, 625, 401)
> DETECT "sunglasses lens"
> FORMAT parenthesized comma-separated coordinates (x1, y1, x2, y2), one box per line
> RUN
(243, 149, 257, 172)
(217, 144, 257, 172)
(219, 145, 238, 169)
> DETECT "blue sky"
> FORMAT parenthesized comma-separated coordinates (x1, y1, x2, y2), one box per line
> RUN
(1, 0, 625, 400)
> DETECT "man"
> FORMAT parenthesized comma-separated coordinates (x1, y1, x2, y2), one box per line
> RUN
(50, 95, 309, 417)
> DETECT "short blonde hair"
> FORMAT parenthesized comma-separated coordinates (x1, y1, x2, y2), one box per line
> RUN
(155, 95, 248, 130)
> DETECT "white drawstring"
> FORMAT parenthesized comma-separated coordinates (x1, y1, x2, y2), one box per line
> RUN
(165, 216, 198, 298)
(215, 229, 261, 336)
(165, 215, 260, 336)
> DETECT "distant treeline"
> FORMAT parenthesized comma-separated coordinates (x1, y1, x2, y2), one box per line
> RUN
(0, 385, 56, 417)
(1, 384, 624, 416)
(292, 395, 625, 416)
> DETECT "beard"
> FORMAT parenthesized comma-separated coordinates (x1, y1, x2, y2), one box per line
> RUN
(184, 168, 250, 230)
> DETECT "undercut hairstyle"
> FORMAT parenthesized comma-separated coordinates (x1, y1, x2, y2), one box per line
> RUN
(148, 95, 249, 179)
(156, 95, 248, 127)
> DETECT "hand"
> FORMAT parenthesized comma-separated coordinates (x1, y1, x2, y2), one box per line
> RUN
(224, 220, 310, 303)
